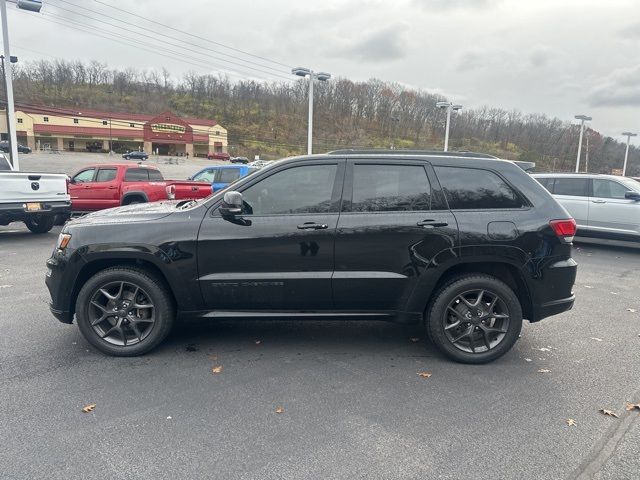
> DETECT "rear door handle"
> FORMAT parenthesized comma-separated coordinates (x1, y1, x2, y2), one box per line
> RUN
(591, 199, 606, 204)
(297, 222, 328, 230)
(417, 219, 448, 228)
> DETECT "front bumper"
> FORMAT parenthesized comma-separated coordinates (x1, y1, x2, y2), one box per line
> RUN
(45, 252, 82, 324)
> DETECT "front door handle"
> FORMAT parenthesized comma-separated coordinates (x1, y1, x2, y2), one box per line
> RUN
(417, 219, 448, 228)
(591, 199, 606, 204)
(297, 222, 328, 230)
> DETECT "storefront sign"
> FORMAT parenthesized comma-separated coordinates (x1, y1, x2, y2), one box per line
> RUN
(150, 123, 186, 134)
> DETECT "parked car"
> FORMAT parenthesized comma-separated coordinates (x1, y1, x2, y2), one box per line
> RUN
(230, 156, 249, 164)
(122, 151, 148, 161)
(532, 173, 640, 242)
(189, 164, 258, 192)
(47, 151, 576, 362)
(0, 153, 71, 233)
(68, 163, 211, 212)
(0, 140, 32, 154)
(207, 152, 230, 161)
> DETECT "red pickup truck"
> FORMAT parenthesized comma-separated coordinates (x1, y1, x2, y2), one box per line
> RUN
(69, 163, 211, 212)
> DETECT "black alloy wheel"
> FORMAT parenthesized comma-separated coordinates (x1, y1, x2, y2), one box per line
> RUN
(76, 267, 174, 356)
(426, 274, 522, 364)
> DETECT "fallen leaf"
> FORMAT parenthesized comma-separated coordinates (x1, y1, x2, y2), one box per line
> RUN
(538, 347, 551, 352)
(566, 418, 577, 426)
(583, 285, 594, 289)
(410, 337, 420, 342)
(417, 372, 432, 378)
(625, 403, 640, 411)
(255, 340, 262, 345)
(599, 409, 619, 418)
(166, 416, 172, 420)
(82, 403, 96, 413)
(275, 406, 284, 414)
(610, 292, 619, 295)
(590, 337, 603, 342)
(538, 369, 551, 373)
(524, 358, 532, 362)
(627, 308, 637, 313)
(211, 366, 223, 374)
(207, 354, 218, 361)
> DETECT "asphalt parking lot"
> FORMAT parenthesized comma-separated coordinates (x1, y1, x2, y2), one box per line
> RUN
(2, 153, 640, 480)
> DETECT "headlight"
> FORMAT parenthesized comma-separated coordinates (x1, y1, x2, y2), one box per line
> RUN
(56, 232, 72, 250)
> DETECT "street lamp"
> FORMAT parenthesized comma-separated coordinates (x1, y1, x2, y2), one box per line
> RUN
(574, 114, 592, 173)
(621, 131, 637, 176)
(436, 101, 462, 152)
(1, 54, 17, 157)
(292, 67, 331, 155)
(1, 0, 42, 170)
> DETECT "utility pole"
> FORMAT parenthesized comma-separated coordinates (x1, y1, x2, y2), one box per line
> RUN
(574, 114, 591, 173)
(621, 132, 637, 176)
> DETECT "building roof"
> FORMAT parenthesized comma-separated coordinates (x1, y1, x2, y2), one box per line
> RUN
(19, 105, 218, 127)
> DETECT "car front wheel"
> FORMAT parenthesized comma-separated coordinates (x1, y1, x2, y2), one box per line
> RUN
(76, 267, 175, 356)
(426, 274, 522, 364)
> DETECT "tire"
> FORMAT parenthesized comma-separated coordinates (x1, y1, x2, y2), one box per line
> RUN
(76, 267, 175, 356)
(426, 274, 522, 364)
(124, 155, 130, 160)
(24, 215, 55, 233)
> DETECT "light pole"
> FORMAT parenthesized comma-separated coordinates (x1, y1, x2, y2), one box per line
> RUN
(0, 0, 42, 170)
(436, 101, 462, 152)
(1, 53, 17, 157)
(574, 114, 591, 173)
(621, 132, 637, 176)
(292, 67, 331, 155)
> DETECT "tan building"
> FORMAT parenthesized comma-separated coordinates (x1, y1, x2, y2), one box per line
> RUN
(0, 106, 227, 157)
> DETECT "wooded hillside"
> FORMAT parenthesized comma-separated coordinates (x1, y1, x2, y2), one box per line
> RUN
(11, 59, 639, 174)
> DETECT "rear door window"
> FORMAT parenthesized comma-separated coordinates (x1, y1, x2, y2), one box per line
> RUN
(552, 178, 589, 197)
(148, 170, 164, 181)
(124, 168, 150, 181)
(95, 168, 117, 182)
(350, 164, 431, 212)
(434, 166, 524, 209)
(193, 169, 215, 182)
(218, 169, 241, 183)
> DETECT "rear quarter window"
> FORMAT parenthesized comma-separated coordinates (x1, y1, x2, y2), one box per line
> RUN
(552, 178, 589, 196)
(435, 166, 524, 210)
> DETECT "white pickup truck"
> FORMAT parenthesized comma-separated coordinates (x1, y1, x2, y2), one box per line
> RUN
(0, 154, 71, 233)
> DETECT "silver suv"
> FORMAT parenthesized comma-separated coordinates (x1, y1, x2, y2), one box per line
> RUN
(532, 173, 640, 241)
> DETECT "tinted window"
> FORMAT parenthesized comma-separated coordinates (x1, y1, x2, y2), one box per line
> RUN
(218, 168, 241, 183)
(95, 168, 117, 182)
(0, 155, 11, 171)
(148, 170, 164, 181)
(435, 166, 523, 209)
(592, 179, 628, 199)
(351, 164, 431, 212)
(73, 168, 95, 183)
(536, 177, 554, 191)
(124, 168, 149, 181)
(552, 178, 588, 197)
(193, 169, 215, 182)
(242, 164, 337, 215)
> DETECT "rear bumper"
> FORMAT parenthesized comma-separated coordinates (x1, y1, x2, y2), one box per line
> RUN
(528, 257, 577, 322)
(0, 200, 71, 222)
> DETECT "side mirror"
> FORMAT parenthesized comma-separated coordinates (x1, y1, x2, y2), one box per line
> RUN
(625, 191, 640, 201)
(219, 191, 243, 216)
(69, 177, 76, 184)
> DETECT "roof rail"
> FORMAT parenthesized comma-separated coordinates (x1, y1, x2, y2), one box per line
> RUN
(326, 149, 499, 159)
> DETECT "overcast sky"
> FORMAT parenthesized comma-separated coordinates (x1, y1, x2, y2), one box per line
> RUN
(5, 0, 640, 140)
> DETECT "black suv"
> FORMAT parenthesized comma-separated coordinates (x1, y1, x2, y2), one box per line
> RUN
(122, 151, 149, 160)
(46, 151, 577, 363)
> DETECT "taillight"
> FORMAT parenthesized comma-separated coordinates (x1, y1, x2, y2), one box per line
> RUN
(166, 184, 175, 200)
(549, 219, 576, 241)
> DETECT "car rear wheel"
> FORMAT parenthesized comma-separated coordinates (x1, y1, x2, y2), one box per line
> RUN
(426, 274, 522, 364)
(24, 215, 55, 233)
(76, 267, 174, 356)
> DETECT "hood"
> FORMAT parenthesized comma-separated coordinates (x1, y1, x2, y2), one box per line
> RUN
(67, 201, 181, 227)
